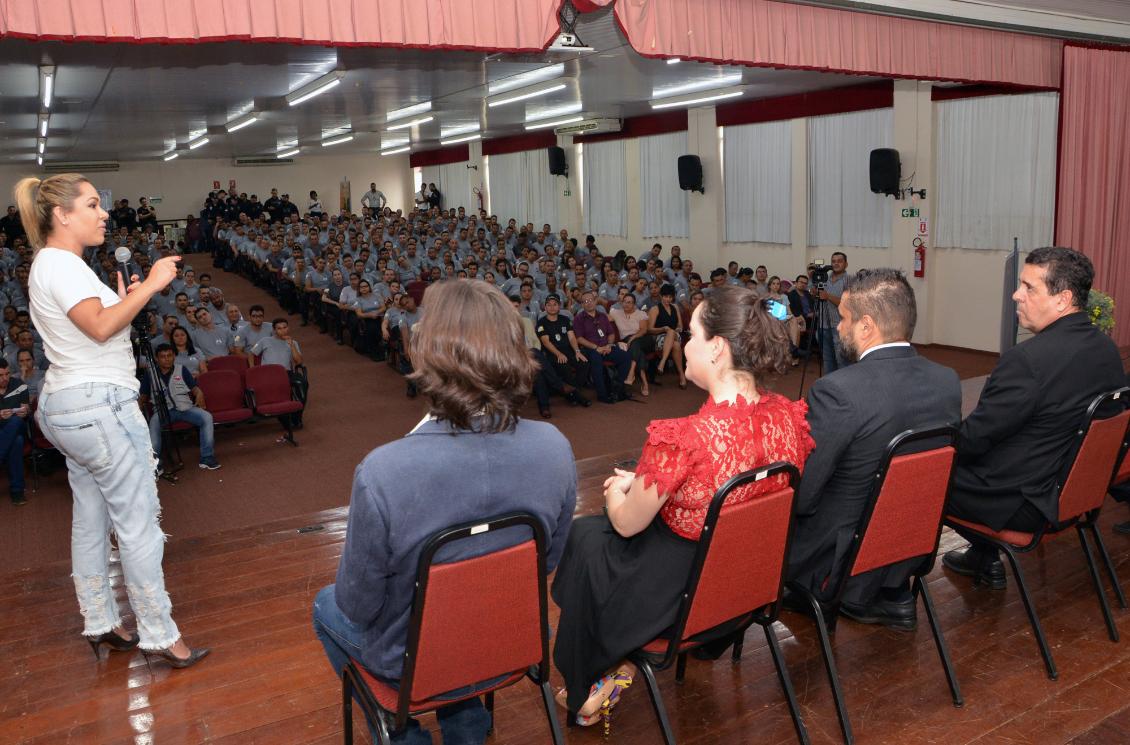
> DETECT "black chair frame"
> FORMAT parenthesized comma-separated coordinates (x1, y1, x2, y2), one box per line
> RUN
(945, 387, 1130, 682)
(626, 461, 810, 745)
(341, 512, 564, 745)
(789, 425, 962, 745)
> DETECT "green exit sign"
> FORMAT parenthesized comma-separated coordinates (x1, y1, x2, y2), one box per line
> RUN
(901, 208, 920, 218)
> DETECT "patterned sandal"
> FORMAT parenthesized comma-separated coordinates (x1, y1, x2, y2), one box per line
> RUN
(575, 668, 634, 731)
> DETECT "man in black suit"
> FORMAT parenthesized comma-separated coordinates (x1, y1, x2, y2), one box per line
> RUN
(788, 268, 962, 629)
(944, 247, 1126, 587)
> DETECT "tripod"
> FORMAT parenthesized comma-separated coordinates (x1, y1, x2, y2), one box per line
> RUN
(136, 316, 182, 484)
(796, 293, 830, 400)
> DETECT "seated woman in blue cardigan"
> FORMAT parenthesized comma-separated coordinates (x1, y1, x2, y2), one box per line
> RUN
(313, 278, 577, 744)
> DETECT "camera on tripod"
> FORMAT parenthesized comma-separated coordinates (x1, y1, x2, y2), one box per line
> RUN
(809, 259, 832, 291)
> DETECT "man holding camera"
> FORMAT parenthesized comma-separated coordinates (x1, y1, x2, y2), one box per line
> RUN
(141, 343, 221, 471)
(816, 252, 849, 374)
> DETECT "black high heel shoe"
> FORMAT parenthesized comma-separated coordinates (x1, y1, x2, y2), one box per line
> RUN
(86, 629, 140, 660)
(141, 645, 210, 670)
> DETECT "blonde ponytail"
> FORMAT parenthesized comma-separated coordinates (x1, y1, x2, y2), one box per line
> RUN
(13, 173, 89, 250)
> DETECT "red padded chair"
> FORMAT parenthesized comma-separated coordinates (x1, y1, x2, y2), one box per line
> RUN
(206, 354, 249, 386)
(341, 512, 563, 745)
(627, 462, 809, 745)
(945, 387, 1130, 681)
(789, 426, 962, 745)
(195, 370, 253, 425)
(245, 364, 304, 446)
(405, 280, 427, 307)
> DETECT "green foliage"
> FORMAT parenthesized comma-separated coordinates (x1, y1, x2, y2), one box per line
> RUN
(1086, 289, 1115, 335)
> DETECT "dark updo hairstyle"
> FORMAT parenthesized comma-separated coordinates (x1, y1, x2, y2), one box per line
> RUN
(408, 279, 537, 433)
(698, 285, 791, 377)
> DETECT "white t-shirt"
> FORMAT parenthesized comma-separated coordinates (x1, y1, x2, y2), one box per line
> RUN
(609, 307, 647, 339)
(29, 247, 139, 394)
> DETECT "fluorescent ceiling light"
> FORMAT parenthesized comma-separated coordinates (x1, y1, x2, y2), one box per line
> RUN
(286, 72, 342, 107)
(321, 134, 354, 147)
(487, 81, 567, 108)
(667, 58, 681, 65)
(163, 152, 179, 161)
(381, 146, 410, 156)
(440, 133, 481, 145)
(39, 114, 49, 137)
(649, 87, 744, 110)
(225, 113, 258, 133)
(387, 101, 432, 122)
(380, 138, 410, 151)
(488, 63, 565, 95)
(37, 140, 45, 154)
(277, 148, 300, 159)
(40, 66, 55, 109)
(651, 72, 743, 99)
(188, 136, 210, 150)
(525, 102, 582, 123)
(386, 115, 433, 132)
(440, 124, 481, 139)
(525, 115, 583, 131)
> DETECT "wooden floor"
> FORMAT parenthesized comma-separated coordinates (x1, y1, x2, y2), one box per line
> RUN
(3, 449, 1130, 745)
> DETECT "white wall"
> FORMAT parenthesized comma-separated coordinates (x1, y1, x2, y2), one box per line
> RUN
(0, 151, 414, 223)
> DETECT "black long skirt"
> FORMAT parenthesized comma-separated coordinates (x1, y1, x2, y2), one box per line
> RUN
(551, 514, 697, 712)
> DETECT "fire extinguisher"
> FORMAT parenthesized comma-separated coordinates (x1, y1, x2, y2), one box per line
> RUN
(913, 237, 926, 278)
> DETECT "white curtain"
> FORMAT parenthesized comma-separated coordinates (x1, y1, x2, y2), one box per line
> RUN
(724, 120, 792, 243)
(640, 131, 689, 238)
(935, 93, 1058, 250)
(582, 139, 628, 238)
(807, 108, 893, 247)
(421, 162, 471, 212)
(485, 149, 560, 228)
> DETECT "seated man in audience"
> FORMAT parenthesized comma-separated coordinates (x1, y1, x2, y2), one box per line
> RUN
(141, 343, 221, 471)
(788, 268, 961, 629)
(0, 359, 29, 505)
(237, 304, 272, 353)
(535, 294, 591, 409)
(572, 290, 631, 404)
(249, 318, 307, 419)
(942, 247, 1126, 588)
(191, 307, 237, 359)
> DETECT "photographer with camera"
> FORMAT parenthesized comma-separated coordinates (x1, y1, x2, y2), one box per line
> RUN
(815, 252, 849, 374)
(19, 174, 207, 670)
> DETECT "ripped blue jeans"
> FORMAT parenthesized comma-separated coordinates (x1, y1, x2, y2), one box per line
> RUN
(37, 383, 180, 650)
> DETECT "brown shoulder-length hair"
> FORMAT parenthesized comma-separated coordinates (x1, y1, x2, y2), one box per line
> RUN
(408, 279, 538, 432)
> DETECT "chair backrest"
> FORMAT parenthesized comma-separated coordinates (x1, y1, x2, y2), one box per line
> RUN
(399, 513, 548, 713)
(196, 370, 246, 412)
(849, 426, 958, 579)
(1114, 428, 1130, 488)
(244, 364, 292, 405)
(207, 354, 249, 382)
(677, 462, 799, 642)
(1057, 388, 1130, 523)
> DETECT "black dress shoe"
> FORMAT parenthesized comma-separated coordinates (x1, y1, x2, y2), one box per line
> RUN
(943, 547, 1006, 590)
(10, 491, 26, 506)
(1114, 521, 1130, 535)
(539, 406, 552, 419)
(839, 597, 917, 631)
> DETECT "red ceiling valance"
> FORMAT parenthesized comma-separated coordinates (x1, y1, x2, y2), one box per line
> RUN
(409, 145, 470, 169)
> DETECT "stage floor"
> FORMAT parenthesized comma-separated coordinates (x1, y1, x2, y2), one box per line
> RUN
(3, 449, 1130, 744)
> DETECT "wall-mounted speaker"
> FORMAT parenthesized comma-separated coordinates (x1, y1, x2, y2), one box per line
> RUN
(548, 146, 567, 176)
(869, 148, 901, 195)
(678, 155, 703, 193)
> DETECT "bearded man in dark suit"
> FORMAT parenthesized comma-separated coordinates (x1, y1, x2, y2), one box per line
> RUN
(943, 246, 1126, 588)
(788, 268, 962, 630)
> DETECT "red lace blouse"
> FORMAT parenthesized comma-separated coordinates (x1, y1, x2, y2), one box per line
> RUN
(635, 392, 814, 540)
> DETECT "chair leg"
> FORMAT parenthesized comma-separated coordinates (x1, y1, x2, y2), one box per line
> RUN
(539, 681, 566, 745)
(731, 638, 744, 664)
(999, 543, 1058, 680)
(807, 591, 853, 745)
(1077, 526, 1119, 642)
(915, 576, 963, 708)
(1091, 523, 1127, 608)
(675, 651, 687, 683)
(637, 660, 676, 745)
(484, 690, 495, 735)
(763, 623, 810, 745)
(342, 670, 354, 745)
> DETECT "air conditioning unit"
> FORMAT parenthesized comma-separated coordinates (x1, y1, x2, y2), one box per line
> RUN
(233, 157, 294, 167)
(554, 118, 622, 136)
(45, 161, 120, 173)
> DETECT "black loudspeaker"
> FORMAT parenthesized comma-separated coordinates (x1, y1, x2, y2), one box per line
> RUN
(678, 155, 703, 193)
(548, 146, 567, 176)
(869, 148, 901, 195)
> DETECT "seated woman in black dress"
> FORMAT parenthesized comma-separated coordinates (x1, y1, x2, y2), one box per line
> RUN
(313, 280, 577, 744)
(647, 283, 688, 388)
(552, 285, 814, 731)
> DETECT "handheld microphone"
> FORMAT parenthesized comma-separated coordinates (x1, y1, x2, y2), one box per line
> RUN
(114, 246, 133, 285)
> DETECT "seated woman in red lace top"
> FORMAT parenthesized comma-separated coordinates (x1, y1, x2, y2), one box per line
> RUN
(551, 285, 814, 729)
